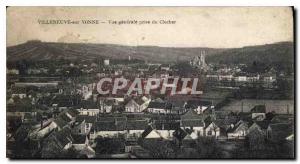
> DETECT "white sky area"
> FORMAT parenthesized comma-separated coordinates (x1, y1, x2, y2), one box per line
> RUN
(7, 7, 293, 48)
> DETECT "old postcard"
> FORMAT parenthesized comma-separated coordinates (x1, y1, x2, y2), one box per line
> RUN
(6, 7, 294, 159)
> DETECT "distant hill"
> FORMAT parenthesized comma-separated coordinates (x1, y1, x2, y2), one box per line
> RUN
(6, 40, 223, 63)
(7, 40, 294, 65)
(206, 42, 294, 65)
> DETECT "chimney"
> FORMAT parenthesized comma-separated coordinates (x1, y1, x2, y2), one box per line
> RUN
(40, 120, 43, 129)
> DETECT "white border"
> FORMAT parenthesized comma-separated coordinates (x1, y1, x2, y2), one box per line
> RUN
(0, 0, 296, 6)
(1, 0, 299, 164)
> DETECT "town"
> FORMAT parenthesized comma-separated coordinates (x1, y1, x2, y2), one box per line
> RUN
(6, 45, 294, 159)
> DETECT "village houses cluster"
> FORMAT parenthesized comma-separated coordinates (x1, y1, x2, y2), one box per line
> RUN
(6, 54, 294, 158)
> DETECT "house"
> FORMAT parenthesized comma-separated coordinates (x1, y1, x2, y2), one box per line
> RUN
(53, 117, 70, 131)
(204, 116, 220, 138)
(11, 87, 27, 99)
(251, 105, 266, 121)
(81, 84, 94, 100)
(66, 108, 79, 121)
(206, 74, 219, 81)
(160, 64, 171, 71)
(42, 127, 73, 151)
(78, 101, 99, 116)
(106, 96, 125, 104)
(7, 68, 19, 75)
(227, 120, 249, 139)
(246, 74, 260, 82)
(15, 82, 59, 88)
(90, 121, 126, 139)
(51, 95, 79, 111)
(89, 116, 127, 139)
(125, 99, 143, 113)
(169, 100, 187, 114)
(218, 74, 234, 81)
(152, 97, 164, 103)
(29, 120, 58, 140)
(7, 104, 37, 121)
(216, 112, 240, 131)
(71, 134, 89, 150)
(99, 99, 115, 113)
(173, 127, 198, 146)
(141, 125, 163, 139)
(53, 111, 76, 131)
(73, 115, 97, 135)
(235, 76, 247, 82)
(147, 101, 172, 114)
(125, 96, 151, 113)
(247, 120, 270, 138)
(267, 123, 294, 143)
(141, 122, 178, 140)
(77, 108, 99, 116)
(138, 65, 150, 72)
(263, 75, 276, 83)
(42, 127, 95, 158)
(125, 140, 151, 158)
(184, 100, 212, 114)
(180, 110, 205, 137)
(126, 119, 149, 138)
(238, 112, 252, 123)
(153, 122, 179, 140)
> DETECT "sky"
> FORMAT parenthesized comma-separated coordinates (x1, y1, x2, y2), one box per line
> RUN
(7, 7, 293, 48)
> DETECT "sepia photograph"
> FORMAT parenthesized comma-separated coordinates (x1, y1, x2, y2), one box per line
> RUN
(6, 6, 295, 159)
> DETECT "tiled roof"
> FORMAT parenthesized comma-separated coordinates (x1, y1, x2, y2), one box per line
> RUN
(134, 98, 146, 106)
(81, 100, 99, 109)
(67, 108, 79, 117)
(181, 110, 201, 120)
(92, 120, 126, 131)
(60, 113, 72, 122)
(254, 120, 270, 130)
(181, 119, 204, 127)
(72, 134, 87, 144)
(148, 101, 172, 109)
(204, 116, 212, 128)
(53, 127, 73, 147)
(173, 128, 187, 140)
(227, 120, 248, 133)
(54, 117, 69, 129)
(76, 115, 97, 123)
(185, 100, 211, 109)
(7, 104, 35, 112)
(141, 125, 154, 138)
(251, 105, 266, 113)
(154, 122, 180, 130)
(126, 120, 148, 130)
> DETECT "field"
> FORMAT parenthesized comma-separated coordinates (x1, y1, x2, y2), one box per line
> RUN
(220, 99, 294, 114)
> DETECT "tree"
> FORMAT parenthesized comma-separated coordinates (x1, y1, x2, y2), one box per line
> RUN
(246, 129, 265, 151)
(95, 137, 125, 155)
(194, 137, 223, 158)
(141, 139, 176, 158)
(41, 138, 64, 158)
